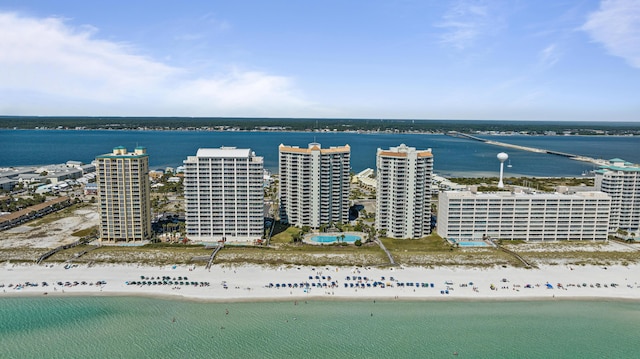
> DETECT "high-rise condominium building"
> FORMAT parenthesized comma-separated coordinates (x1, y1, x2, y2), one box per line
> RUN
(594, 158, 640, 233)
(184, 147, 264, 243)
(278, 143, 350, 228)
(376, 144, 434, 239)
(96, 146, 152, 242)
(437, 188, 611, 241)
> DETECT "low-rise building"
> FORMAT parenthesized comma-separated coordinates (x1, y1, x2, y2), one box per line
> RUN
(354, 168, 376, 190)
(0, 178, 18, 192)
(437, 188, 611, 241)
(0, 196, 72, 231)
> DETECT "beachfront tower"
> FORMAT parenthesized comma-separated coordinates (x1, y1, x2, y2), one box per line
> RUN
(184, 147, 264, 243)
(376, 144, 434, 239)
(438, 188, 611, 241)
(278, 143, 351, 229)
(594, 158, 640, 235)
(96, 146, 152, 242)
(497, 152, 508, 188)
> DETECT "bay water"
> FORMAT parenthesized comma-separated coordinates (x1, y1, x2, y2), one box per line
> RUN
(1, 296, 639, 358)
(3, 127, 640, 357)
(2, 129, 640, 177)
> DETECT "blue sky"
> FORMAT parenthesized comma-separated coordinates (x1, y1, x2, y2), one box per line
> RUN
(1, 0, 639, 121)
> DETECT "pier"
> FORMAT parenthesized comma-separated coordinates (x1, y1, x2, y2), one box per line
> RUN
(446, 131, 607, 166)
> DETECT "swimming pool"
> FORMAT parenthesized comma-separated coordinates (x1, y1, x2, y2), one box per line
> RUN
(456, 241, 490, 247)
(310, 234, 361, 243)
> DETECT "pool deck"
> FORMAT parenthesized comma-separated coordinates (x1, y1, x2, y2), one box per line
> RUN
(304, 231, 367, 245)
(447, 239, 496, 248)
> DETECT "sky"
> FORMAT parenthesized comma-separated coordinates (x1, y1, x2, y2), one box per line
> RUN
(0, 0, 639, 121)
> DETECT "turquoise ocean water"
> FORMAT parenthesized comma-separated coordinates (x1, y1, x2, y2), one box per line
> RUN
(1, 297, 639, 358)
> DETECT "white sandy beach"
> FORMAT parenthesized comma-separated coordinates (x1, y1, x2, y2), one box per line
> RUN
(2, 262, 640, 302)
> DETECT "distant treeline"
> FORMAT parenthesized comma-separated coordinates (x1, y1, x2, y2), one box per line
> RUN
(1, 116, 639, 135)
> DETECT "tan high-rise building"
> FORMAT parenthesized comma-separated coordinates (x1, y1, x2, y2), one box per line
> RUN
(376, 144, 433, 239)
(184, 147, 264, 243)
(278, 143, 350, 228)
(96, 146, 152, 242)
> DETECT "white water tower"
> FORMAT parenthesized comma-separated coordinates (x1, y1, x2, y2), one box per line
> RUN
(497, 152, 508, 188)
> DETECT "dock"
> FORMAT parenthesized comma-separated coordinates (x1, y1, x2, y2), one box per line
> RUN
(446, 131, 607, 166)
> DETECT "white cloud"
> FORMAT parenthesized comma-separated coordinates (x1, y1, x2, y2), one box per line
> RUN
(582, 0, 640, 68)
(538, 44, 560, 69)
(435, 0, 503, 50)
(0, 12, 312, 116)
(168, 69, 311, 116)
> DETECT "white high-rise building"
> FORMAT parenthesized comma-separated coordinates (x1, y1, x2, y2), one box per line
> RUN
(437, 188, 611, 241)
(278, 143, 350, 228)
(96, 146, 152, 242)
(184, 147, 264, 243)
(376, 144, 434, 239)
(594, 158, 640, 233)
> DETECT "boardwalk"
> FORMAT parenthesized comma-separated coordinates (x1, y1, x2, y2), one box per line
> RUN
(375, 238, 396, 266)
(36, 236, 96, 264)
(205, 243, 225, 270)
(65, 245, 100, 263)
(497, 245, 535, 268)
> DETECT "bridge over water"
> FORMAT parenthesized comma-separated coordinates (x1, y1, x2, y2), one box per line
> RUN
(446, 132, 605, 166)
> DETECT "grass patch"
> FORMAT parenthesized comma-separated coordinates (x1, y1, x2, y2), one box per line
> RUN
(216, 245, 389, 267)
(71, 227, 97, 237)
(381, 233, 451, 252)
(75, 245, 212, 265)
(500, 240, 526, 245)
(0, 247, 50, 262)
(143, 242, 205, 249)
(27, 203, 87, 227)
(515, 250, 640, 266)
(269, 225, 300, 244)
(380, 233, 527, 267)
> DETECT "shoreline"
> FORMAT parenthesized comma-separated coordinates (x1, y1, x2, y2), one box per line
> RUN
(6, 291, 640, 304)
(3, 127, 639, 137)
(2, 262, 640, 303)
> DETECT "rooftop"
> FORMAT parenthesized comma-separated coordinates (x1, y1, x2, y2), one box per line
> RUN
(279, 143, 350, 155)
(444, 190, 610, 200)
(195, 147, 254, 158)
